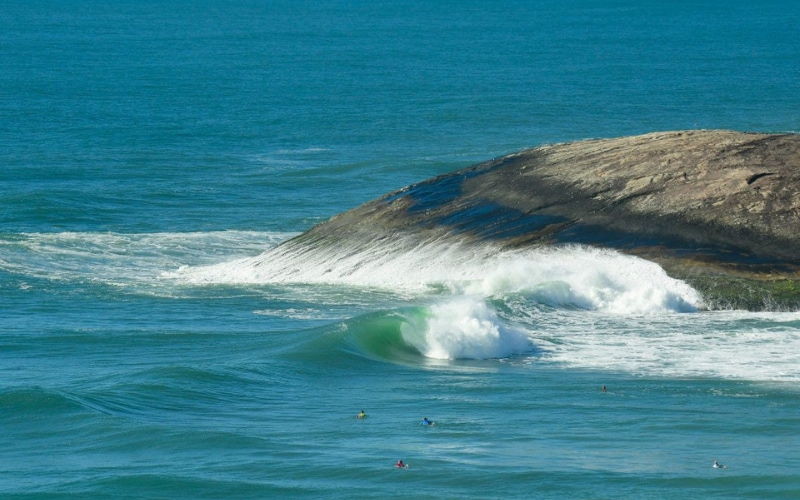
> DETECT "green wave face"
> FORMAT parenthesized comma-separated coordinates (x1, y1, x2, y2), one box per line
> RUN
(296, 298, 534, 368)
(346, 309, 428, 364)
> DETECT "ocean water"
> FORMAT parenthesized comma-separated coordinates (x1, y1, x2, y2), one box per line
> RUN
(2, 1, 800, 498)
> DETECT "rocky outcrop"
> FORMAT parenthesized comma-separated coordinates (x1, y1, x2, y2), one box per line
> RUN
(288, 130, 800, 309)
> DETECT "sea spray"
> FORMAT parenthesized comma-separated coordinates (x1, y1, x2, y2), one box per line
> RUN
(178, 237, 496, 290)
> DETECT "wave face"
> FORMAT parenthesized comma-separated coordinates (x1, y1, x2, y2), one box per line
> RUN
(168, 235, 800, 381)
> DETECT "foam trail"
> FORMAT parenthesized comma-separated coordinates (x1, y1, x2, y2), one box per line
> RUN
(0, 231, 290, 288)
(526, 310, 800, 382)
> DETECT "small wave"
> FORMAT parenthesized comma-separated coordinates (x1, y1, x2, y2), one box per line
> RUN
(0, 387, 86, 416)
(288, 316, 423, 367)
(249, 147, 335, 172)
(380, 302, 800, 382)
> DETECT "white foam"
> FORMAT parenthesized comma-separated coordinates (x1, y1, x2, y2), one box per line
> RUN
(463, 246, 702, 314)
(401, 296, 530, 360)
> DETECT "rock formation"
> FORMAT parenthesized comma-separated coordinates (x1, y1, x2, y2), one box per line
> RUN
(285, 130, 800, 309)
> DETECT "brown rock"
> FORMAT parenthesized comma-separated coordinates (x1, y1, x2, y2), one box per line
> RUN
(280, 130, 800, 309)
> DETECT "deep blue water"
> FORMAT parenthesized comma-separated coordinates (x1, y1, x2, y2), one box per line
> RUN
(2, 1, 800, 498)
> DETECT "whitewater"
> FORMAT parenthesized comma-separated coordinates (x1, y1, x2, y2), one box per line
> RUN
(7, 230, 799, 384)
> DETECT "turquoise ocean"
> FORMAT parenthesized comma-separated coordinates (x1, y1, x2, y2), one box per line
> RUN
(2, 1, 800, 498)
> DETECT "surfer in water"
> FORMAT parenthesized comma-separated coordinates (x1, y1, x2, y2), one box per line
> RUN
(357, 410, 366, 419)
(713, 461, 727, 469)
(420, 417, 434, 426)
(396, 459, 408, 468)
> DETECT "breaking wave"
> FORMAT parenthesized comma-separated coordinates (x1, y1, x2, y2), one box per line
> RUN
(174, 241, 703, 315)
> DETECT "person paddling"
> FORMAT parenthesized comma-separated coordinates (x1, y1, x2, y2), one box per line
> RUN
(420, 417, 434, 426)
(395, 459, 408, 468)
(357, 410, 367, 419)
